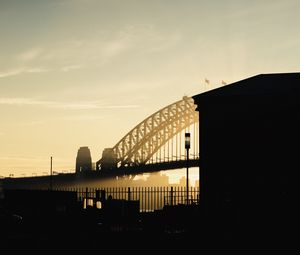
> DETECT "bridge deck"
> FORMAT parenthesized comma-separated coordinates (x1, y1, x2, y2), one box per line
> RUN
(3, 159, 200, 189)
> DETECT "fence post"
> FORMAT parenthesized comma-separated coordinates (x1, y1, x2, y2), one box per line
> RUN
(100, 189, 106, 203)
(128, 187, 131, 201)
(95, 189, 100, 208)
(96, 189, 100, 201)
(170, 186, 173, 206)
(85, 187, 88, 207)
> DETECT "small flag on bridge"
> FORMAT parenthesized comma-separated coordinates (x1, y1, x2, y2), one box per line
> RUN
(204, 78, 210, 84)
(221, 80, 227, 85)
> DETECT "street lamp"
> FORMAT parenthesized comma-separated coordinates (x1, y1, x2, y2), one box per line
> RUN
(185, 133, 190, 205)
(50, 156, 53, 191)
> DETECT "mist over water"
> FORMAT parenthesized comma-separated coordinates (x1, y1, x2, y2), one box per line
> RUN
(75, 167, 200, 189)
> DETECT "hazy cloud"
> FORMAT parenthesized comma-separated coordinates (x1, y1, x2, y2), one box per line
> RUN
(0, 156, 45, 162)
(19, 120, 45, 126)
(26, 67, 50, 73)
(17, 48, 43, 61)
(0, 68, 25, 78)
(97, 105, 140, 109)
(35, 25, 181, 67)
(0, 97, 140, 110)
(61, 64, 82, 72)
(2, 25, 180, 79)
(0, 67, 49, 78)
(63, 115, 105, 121)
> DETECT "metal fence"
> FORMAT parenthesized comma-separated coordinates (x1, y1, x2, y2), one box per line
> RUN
(56, 186, 199, 212)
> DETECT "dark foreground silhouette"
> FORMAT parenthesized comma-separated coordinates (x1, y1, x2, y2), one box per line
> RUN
(0, 189, 201, 252)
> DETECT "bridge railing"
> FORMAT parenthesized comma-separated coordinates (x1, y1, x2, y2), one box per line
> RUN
(56, 186, 199, 212)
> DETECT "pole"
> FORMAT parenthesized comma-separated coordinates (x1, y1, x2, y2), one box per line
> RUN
(185, 133, 190, 206)
(50, 156, 53, 191)
(186, 148, 189, 205)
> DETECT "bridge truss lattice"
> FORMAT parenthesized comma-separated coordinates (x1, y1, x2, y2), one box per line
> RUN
(99, 96, 199, 169)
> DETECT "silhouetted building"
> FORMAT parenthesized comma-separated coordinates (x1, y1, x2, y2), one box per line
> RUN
(145, 172, 169, 186)
(193, 73, 300, 246)
(179, 176, 186, 187)
(97, 148, 117, 170)
(76, 146, 92, 173)
(195, 179, 199, 188)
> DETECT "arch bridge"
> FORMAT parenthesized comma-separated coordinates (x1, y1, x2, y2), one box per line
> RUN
(96, 96, 199, 173)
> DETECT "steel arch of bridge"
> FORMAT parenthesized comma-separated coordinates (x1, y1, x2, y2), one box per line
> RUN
(99, 96, 199, 169)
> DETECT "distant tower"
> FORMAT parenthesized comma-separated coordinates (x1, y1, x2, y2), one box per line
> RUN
(76, 147, 92, 173)
(96, 148, 117, 171)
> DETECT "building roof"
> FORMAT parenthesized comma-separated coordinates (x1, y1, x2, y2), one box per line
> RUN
(193, 73, 300, 103)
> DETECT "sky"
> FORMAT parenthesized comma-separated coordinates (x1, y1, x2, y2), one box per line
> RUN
(0, 0, 299, 177)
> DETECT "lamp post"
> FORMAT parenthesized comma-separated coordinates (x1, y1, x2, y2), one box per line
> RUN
(50, 156, 53, 191)
(185, 133, 190, 205)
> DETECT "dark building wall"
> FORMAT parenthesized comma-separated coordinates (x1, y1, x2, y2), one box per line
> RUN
(193, 73, 300, 245)
(76, 147, 92, 173)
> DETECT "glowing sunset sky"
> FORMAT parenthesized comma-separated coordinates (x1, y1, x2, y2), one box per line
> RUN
(0, 0, 299, 177)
